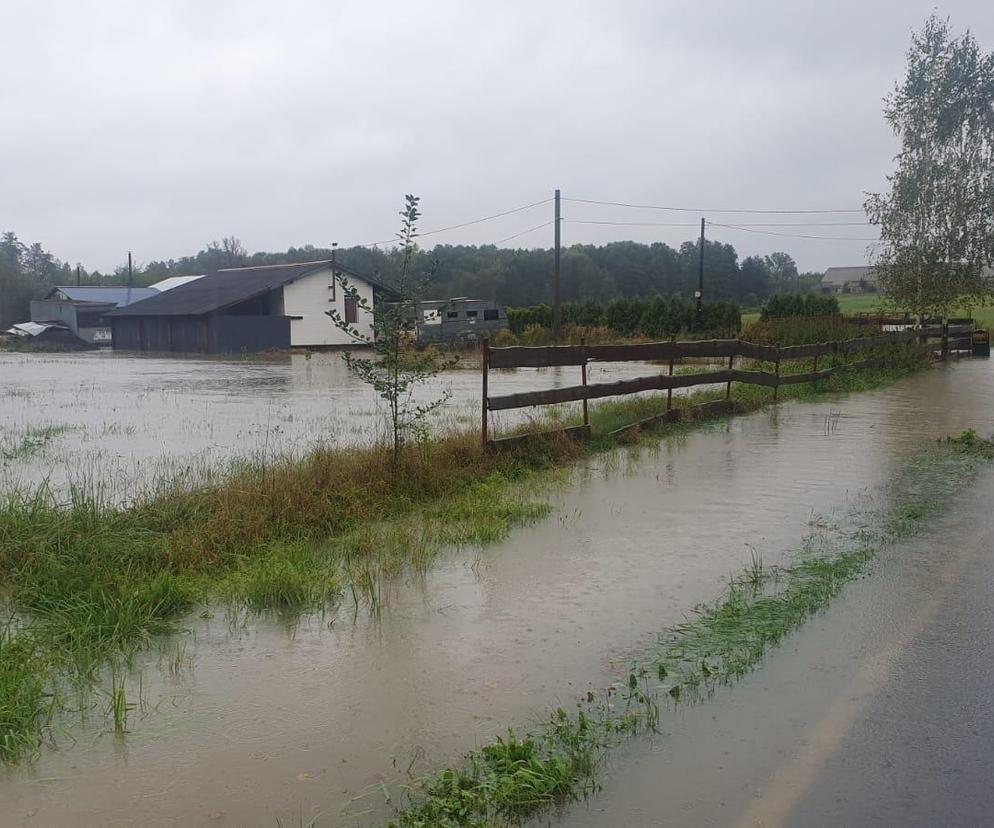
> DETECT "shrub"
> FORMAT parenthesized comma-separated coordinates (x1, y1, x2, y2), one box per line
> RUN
(760, 293, 839, 320)
(491, 328, 519, 347)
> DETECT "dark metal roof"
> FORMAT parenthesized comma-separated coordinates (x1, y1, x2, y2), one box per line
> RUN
(109, 261, 382, 317)
(49, 286, 159, 306)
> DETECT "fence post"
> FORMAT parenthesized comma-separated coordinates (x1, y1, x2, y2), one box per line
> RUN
(580, 338, 589, 428)
(773, 354, 780, 402)
(941, 319, 949, 361)
(725, 351, 734, 402)
(812, 346, 820, 387)
(481, 338, 489, 446)
(667, 337, 675, 411)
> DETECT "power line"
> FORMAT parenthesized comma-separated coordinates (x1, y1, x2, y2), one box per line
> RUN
(359, 197, 553, 247)
(565, 219, 873, 228)
(565, 219, 700, 228)
(564, 196, 865, 215)
(709, 222, 881, 242)
(493, 220, 554, 245)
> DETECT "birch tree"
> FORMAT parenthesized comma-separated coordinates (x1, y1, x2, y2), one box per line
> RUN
(865, 15, 994, 318)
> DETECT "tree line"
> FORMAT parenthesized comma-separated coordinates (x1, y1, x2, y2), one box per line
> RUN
(0, 229, 821, 330)
(140, 238, 818, 308)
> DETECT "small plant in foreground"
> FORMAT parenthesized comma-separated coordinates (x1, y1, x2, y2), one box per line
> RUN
(327, 194, 457, 466)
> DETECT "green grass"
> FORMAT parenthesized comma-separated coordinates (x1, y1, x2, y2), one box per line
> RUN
(742, 293, 994, 328)
(0, 340, 926, 763)
(386, 431, 994, 826)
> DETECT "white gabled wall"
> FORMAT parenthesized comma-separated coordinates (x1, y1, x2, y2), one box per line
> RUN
(280, 266, 375, 347)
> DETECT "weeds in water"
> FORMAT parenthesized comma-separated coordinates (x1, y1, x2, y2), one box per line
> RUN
(0, 425, 73, 462)
(945, 429, 994, 459)
(105, 672, 132, 734)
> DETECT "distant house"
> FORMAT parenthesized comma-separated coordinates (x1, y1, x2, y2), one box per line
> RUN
(821, 266, 878, 294)
(410, 298, 508, 343)
(30, 285, 159, 344)
(108, 260, 387, 354)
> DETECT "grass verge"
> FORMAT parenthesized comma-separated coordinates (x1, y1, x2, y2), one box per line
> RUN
(0, 346, 924, 762)
(385, 431, 994, 826)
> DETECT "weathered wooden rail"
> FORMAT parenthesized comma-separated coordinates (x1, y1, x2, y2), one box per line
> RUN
(481, 331, 919, 446)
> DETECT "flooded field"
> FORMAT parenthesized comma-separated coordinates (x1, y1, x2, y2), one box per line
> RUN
(0, 356, 992, 826)
(0, 350, 695, 503)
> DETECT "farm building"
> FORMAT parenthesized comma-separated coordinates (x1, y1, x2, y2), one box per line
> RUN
(410, 298, 508, 343)
(821, 266, 878, 294)
(29, 285, 159, 344)
(109, 260, 386, 354)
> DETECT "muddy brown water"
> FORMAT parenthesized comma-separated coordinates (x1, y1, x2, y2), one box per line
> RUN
(0, 350, 692, 503)
(0, 358, 992, 826)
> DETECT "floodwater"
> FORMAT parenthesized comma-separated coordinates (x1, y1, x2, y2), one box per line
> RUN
(0, 357, 992, 827)
(0, 350, 703, 503)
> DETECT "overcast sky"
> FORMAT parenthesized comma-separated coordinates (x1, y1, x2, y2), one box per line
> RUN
(2, 1, 993, 274)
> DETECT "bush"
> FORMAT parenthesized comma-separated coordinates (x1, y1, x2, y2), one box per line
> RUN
(491, 328, 519, 347)
(506, 295, 741, 340)
(742, 316, 865, 346)
(760, 293, 839, 320)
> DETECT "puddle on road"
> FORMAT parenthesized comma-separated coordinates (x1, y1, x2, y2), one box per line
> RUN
(0, 359, 992, 826)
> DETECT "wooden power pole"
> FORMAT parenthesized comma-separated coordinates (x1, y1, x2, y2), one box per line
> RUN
(552, 188, 561, 341)
(696, 218, 705, 323)
(127, 251, 133, 305)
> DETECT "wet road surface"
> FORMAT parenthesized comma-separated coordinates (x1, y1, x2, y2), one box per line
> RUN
(553, 460, 994, 828)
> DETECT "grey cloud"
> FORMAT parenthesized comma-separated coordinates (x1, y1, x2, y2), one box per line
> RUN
(2, 0, 993, 272)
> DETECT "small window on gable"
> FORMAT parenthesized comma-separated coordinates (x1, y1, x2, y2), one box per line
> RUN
(446, 311, 459, 319)
(466, 310, 478, 318)
(483, 308, 499, 321)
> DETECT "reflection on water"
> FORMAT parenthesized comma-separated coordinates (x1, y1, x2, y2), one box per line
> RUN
(0, 360, 992, 827)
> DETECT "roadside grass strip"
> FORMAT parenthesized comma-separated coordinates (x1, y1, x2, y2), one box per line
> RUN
(385, 432, 994, 827)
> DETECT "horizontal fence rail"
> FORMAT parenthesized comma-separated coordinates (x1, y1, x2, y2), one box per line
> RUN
(480, 331, 919, 446)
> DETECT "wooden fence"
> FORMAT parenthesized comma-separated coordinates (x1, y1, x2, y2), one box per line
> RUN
(481, 330, 919, 446)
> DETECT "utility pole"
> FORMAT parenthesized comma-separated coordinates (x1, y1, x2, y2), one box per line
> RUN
(696, 218, 705, 323)
(330, 242, 338, 298)
(127, 252, 133, 306)
(552, 188, 561, 341)
(75, 265, 81, 287)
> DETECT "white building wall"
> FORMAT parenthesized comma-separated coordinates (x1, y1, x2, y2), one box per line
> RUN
(281, 266, 375, 347)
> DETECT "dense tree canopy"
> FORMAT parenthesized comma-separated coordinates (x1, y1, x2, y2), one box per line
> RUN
(141, 238, 806, 307)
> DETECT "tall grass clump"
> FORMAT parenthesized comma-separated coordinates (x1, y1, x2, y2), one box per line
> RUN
(0, 623, 49, 762)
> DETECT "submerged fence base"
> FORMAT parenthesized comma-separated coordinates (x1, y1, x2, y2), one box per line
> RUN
(481, 331, 919, 446)
(606, 399, 736, 438)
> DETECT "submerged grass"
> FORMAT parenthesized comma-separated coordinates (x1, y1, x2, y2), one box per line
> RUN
(0, 346, 925, 762)
(385, 431, 993, 826)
